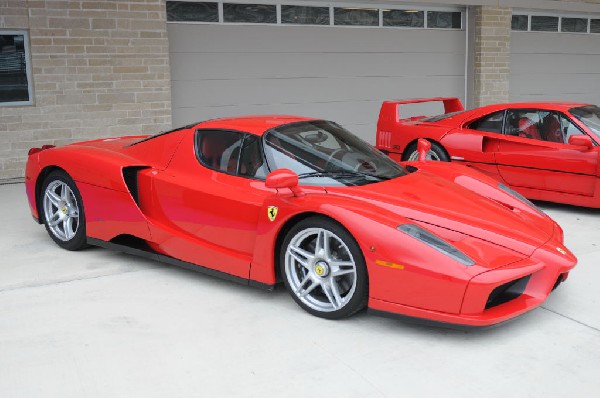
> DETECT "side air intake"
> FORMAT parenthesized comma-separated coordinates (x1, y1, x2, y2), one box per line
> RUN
(122, 166, 149, 206)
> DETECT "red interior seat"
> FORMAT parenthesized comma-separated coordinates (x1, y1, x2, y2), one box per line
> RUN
(518, 117, 541, 140)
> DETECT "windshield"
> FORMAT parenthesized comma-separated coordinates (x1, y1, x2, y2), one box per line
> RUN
(570, 105, 600, 140)
(263, 120, 407, 186)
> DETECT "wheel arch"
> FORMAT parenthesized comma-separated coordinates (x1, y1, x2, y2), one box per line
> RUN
(272, 211, 362, 284)
(35, 165, 68, 222)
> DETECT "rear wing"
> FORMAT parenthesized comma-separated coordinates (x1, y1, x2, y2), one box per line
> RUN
(378, 97, 464, 124)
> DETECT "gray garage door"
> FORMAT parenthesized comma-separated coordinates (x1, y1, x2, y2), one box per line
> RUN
(510, 32, 600, 104)
(168, 17, 465, 142)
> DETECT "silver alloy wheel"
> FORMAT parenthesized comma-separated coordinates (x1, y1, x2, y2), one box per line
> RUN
(407, 149, 441, 161)
(285, 227, 357, 313)
(43, 180, 80, 242)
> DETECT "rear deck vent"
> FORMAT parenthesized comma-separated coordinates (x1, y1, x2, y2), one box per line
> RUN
(485, 274, 531, 310)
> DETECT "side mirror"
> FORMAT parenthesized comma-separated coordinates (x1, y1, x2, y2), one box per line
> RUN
(265, 168, 303, 196)
(417, 138, 431, 161)
(568, 135, 593, 150)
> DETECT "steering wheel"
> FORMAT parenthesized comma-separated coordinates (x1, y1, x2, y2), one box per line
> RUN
(340, 152, 377, 173)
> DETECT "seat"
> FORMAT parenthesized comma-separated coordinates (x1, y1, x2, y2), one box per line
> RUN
(541, 114, 563, 143)
(518, 117, 542, 140)
(219, 141, 241, 174)
(201, 137, 228, 169)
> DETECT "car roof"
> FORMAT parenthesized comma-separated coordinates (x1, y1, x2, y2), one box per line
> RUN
(478, 101, 593, 113)
(194, 115, 318, 136)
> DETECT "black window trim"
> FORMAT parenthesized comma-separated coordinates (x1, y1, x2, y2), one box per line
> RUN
(194, 128, 268, 180)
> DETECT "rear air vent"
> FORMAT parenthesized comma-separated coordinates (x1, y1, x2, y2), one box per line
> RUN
(485, 275, 531, 310)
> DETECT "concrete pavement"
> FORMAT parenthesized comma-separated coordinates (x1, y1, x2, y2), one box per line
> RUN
(1, 182, 599, 397)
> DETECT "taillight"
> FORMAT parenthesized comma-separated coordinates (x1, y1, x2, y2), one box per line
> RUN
(28, 144, 55, 156)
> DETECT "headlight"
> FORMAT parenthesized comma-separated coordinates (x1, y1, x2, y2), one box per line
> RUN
(397, 224, 474, 266)
(498, 183, 544, 215)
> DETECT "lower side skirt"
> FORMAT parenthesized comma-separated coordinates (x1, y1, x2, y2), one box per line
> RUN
(87, 237, 275, 291)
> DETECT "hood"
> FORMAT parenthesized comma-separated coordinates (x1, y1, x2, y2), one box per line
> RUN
(326, 170, 554, 257)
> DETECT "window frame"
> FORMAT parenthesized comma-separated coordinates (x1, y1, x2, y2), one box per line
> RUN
(511, 10, 600, 34)
(194, 128, 268, 180)
(165, 1, 464, 30)
(0, 29, 33, 107)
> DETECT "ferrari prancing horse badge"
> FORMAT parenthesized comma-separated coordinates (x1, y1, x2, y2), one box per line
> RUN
(267, 206, 278, 222)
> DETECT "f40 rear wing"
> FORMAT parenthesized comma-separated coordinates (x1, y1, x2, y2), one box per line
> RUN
(378, 97, 464, 124)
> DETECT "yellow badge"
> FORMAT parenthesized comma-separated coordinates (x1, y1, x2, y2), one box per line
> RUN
(315, 264, 325, 276)
(267, 206, 278, 222)
(556, 247, 567, 255)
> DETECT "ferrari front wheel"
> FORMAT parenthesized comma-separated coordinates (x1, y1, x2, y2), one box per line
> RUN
(403, 141, 449, 162)
(281, 217, 368, 319)
(41, 170, 88, 251)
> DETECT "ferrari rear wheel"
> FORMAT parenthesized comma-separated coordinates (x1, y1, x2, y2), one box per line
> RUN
(281, 217, 368, 319)
(41, 170, 88, 251)
(403, 141, 449, 162)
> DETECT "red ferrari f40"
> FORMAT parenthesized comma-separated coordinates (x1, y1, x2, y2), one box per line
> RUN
(377, 97, 600, 208)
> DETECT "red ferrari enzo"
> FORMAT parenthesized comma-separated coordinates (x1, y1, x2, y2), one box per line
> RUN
(25, 116, 575, 327)
(376, 98, 600, 208)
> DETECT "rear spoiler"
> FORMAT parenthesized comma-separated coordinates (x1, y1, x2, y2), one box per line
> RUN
(378, 97, 464, 123)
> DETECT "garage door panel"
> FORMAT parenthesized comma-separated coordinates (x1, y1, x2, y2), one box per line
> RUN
(511, 32, 600, 54)
(168, 24, 465, 54)
(171, 75, 464, 109)
(510, 73, 600, 96)
(170, 52, 465, 81)
(510, 93, 600, 104)
(510, 32, 600, 104)
(169, 19, 465, 140)
(512, 54, 600, 75)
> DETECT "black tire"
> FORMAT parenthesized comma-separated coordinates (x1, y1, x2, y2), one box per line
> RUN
(280, 216, 368, 319)
(40, 170, 88, 251)
(402, 141, 449, 162)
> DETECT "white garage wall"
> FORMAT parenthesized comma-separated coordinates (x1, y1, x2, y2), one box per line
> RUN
(510, 31, 600, 104)
(168, 23, 465, 142)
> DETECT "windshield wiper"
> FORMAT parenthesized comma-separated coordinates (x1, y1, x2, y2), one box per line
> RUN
(297, 171, 390, 181)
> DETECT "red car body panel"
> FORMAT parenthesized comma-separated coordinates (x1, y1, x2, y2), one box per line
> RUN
(25, 115, 576, 327)
(376, 98, 600, 207)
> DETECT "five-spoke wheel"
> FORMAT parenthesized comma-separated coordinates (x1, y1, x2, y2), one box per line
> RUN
(281, 217, 368, 319)
(41, 171, 87, 250)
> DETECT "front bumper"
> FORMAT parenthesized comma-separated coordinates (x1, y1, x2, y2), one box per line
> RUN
(368, 239, 576, 328)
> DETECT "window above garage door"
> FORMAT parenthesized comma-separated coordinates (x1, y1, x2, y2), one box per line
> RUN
(166, 1, 464, 29)
(512, 10, 600, 34)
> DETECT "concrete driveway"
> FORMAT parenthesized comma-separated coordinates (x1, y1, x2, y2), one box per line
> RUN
(1, 182, 599, 397)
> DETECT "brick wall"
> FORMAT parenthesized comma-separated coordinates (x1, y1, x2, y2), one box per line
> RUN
(472, 6, 512, 108)
(0, 0, 172, 180)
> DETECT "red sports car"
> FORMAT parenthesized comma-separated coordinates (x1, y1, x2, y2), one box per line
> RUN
(376, 98, 600, 208)
(25, 116, 575, 327)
